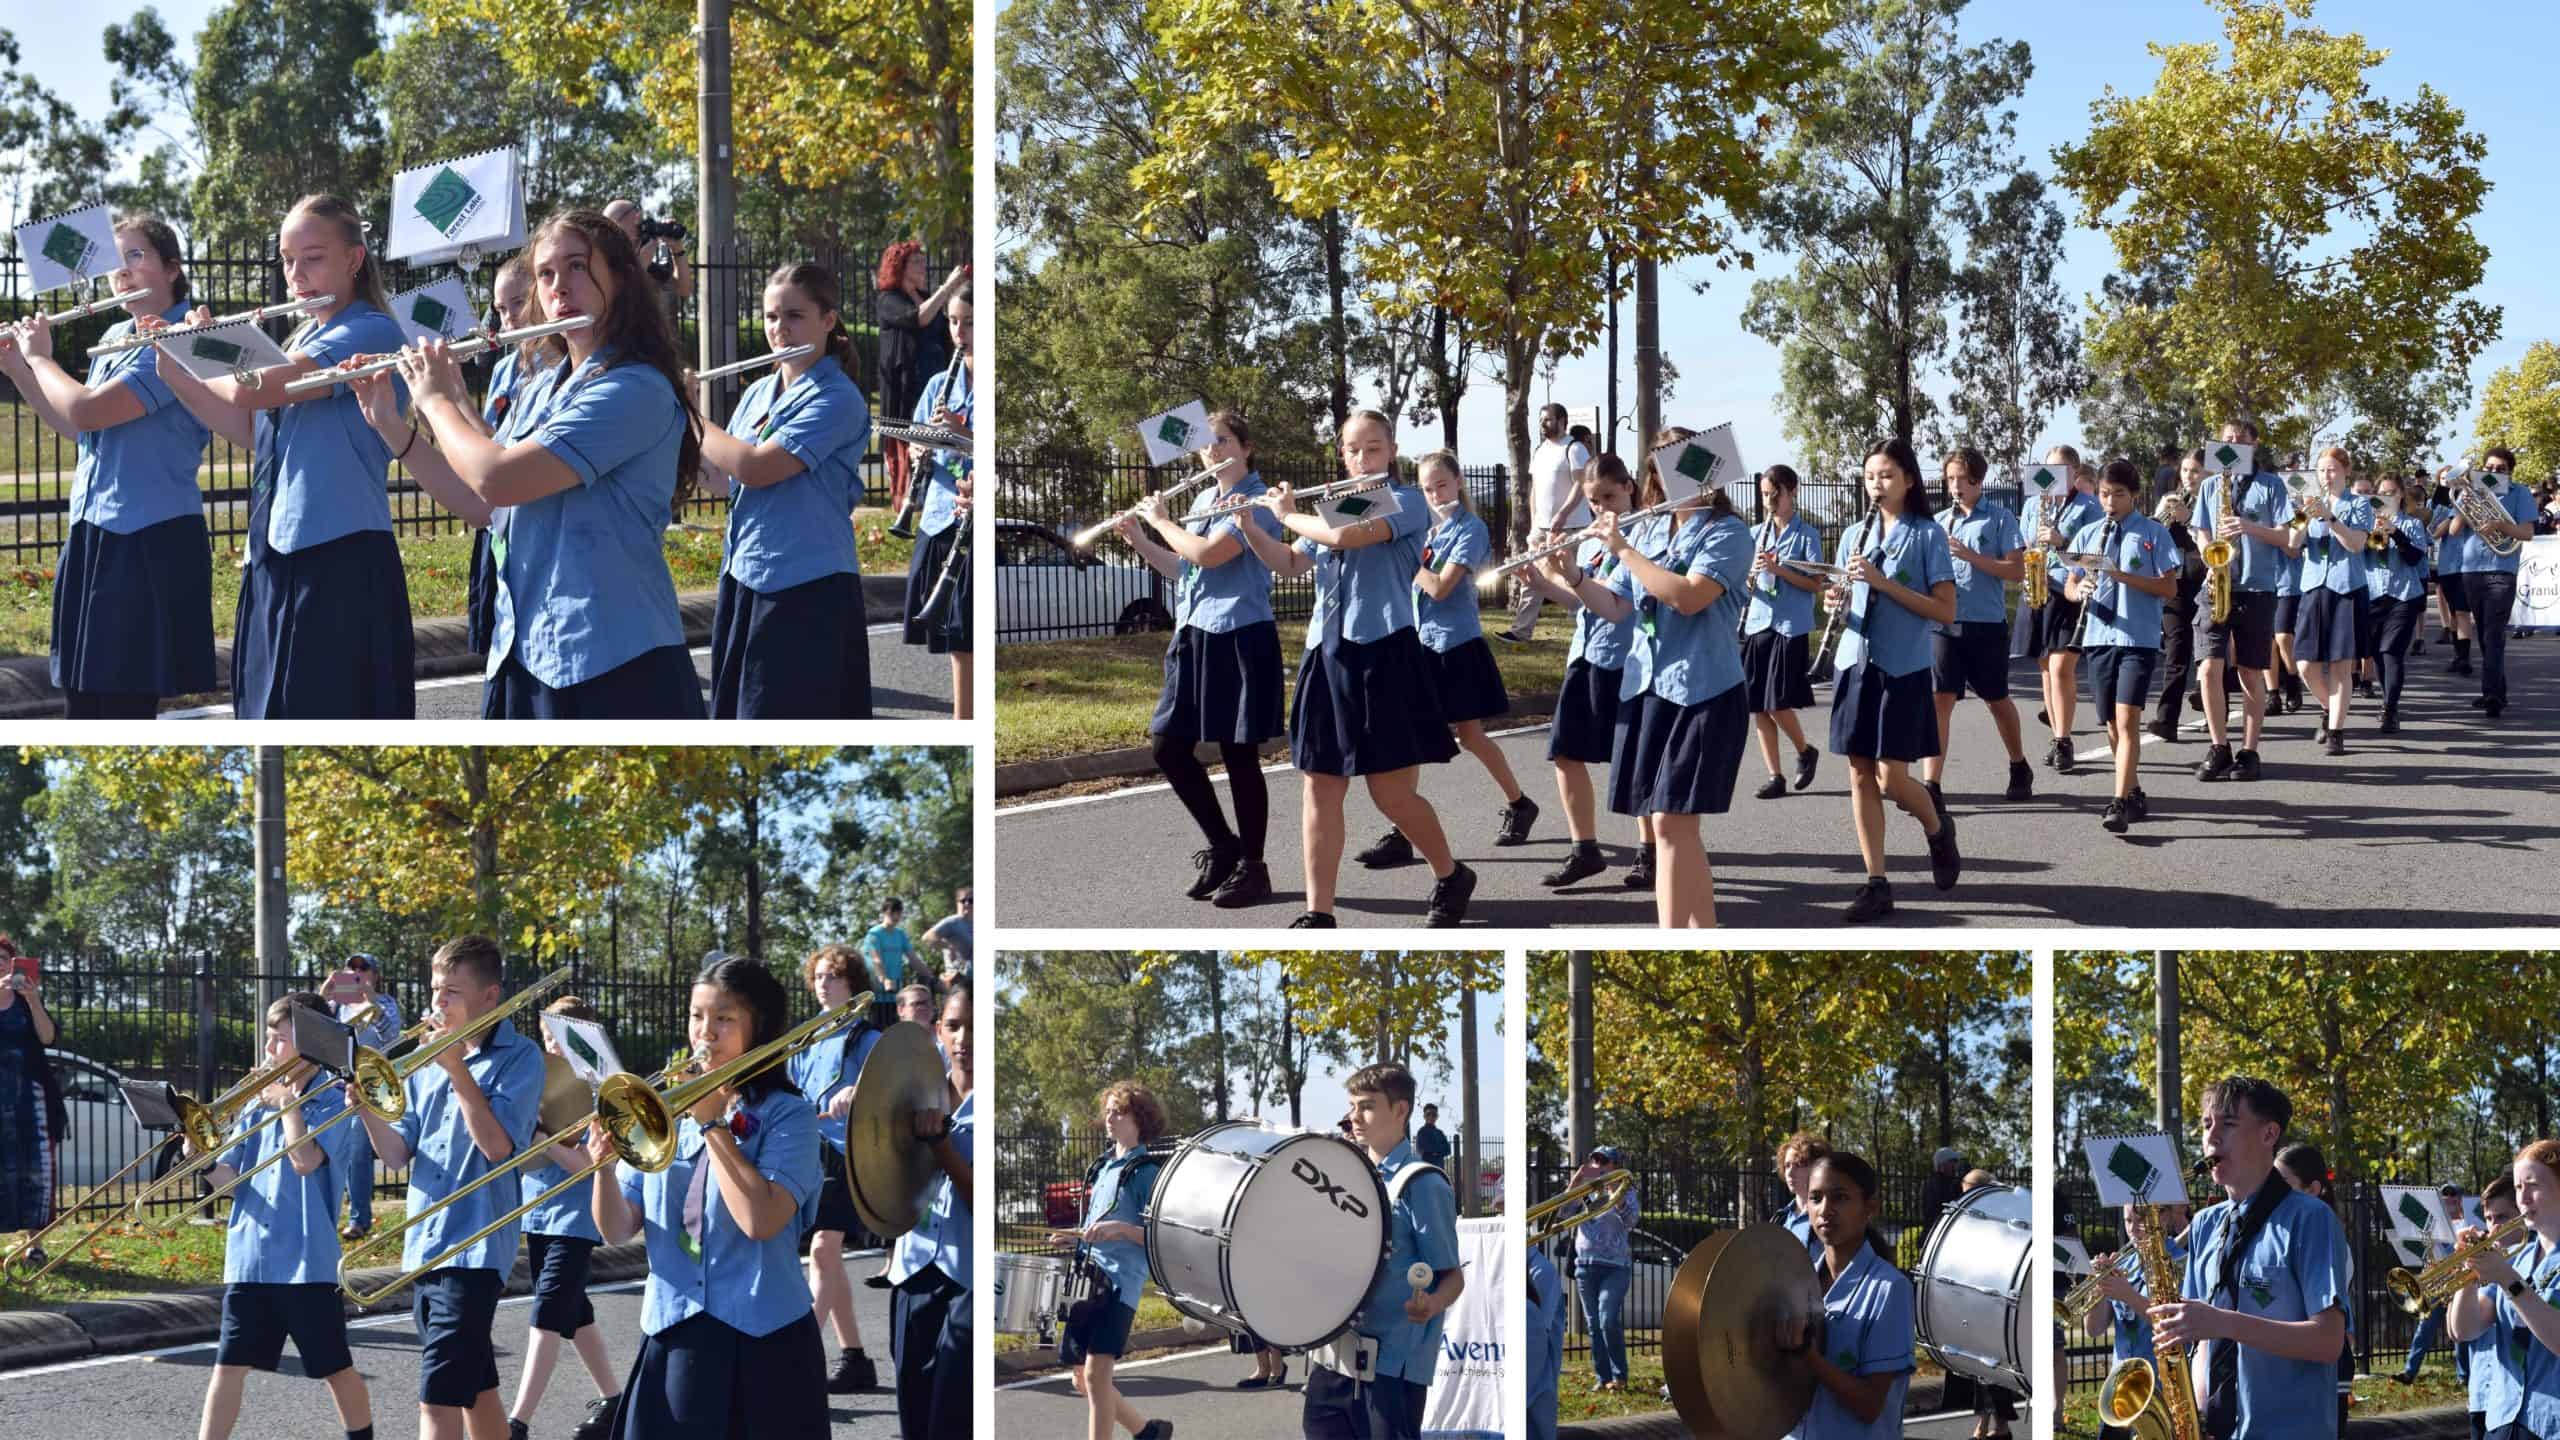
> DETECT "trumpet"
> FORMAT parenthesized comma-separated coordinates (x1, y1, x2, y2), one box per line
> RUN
(341, 997, 871, 1306)
(278, 316, 594, 396)
(89, 296, 336, 356)
(1069, 455, 1236, 550)
(2387, 1215, 2531, 1314)
(888, 346, 969, 540)
(2061, 1250, 2142, 1328)
(1524, 1168, 1635, 1246)
(1192, 471, 1394, 524)
(9, 287, 156, 329)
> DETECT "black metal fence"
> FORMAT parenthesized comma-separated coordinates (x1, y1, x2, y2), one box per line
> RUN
(0, 234, 947, 561)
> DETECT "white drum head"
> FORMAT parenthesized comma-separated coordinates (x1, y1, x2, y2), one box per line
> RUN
(1224, 1133, 1388, 1347)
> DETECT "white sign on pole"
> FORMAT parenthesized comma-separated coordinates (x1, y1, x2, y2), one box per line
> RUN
(2516, 537, 2560, 627)
(540, 1012, 625, 1087)
(2054, 1234, 2094, 1277)
(2202, 440, 2257, 477)
(386, 148, 527, 265)
(2020, 463, 2073, 500)
(14, 204, 119, 294)
(1649, 422, 1744, 502)
(2081, 1133, 2192, 1208)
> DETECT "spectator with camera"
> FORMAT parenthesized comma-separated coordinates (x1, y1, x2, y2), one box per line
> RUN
(603, 199, 695, 316)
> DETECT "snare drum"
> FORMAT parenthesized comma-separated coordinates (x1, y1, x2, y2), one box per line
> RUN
(1914, 1182, 2034, 1396)
(991, 1251, 1096, 1342)
(1147, 1121, 1389, 1351)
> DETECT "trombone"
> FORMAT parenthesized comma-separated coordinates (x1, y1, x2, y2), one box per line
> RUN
(341, 996, 871, 1306)
(2387, 1215, 2530, 1314)
(1524, 1168, 1635, 1246)
(89, 295, 336, 356)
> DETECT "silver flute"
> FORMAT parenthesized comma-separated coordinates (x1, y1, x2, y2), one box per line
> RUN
(90, 295, 336, 355)
(10, 287, 155, 328)
(280, 315, 594, 395)
(694, 344, 818, 384)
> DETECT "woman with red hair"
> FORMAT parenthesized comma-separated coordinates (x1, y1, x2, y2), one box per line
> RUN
(874, 243, 971, 517)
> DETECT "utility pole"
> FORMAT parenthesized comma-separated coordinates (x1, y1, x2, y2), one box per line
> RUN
(1458, 986, 1480, 1218)
(696, 0, 738, 381)
(254, 746, 287, 1018)
(1568, 951, 1594, 1186)
(2157, 951, 2183, 1138)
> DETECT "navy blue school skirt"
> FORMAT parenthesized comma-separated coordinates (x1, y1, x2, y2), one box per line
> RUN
(231, 528, 416, 720)
(902, 522, 971, 654)
(1741, 628, 1814, 713)
(52, 515, 217, 698)
(1547, 658, 1624, 764)
(482, 646, 708, 719)
(465, 528, 497, 656)
(1830, 661, 1940, 762)
(1152, 620, 1285, 744)
(606, 1309, 828, 1440)
(1289, 630, 1459, 778)
(709, 570, 871, 719)
(2009, 595, 2083, 658)
(1607, 684, 1747, 818)
(1424, 634, 1511, 724)
(2293, 588, 2366, 664)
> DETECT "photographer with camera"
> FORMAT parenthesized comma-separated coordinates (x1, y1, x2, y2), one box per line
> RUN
(604, 199, 695, 317)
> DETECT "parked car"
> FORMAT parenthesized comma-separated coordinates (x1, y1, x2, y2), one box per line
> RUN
(44, 1050, 161, 1193)
(997, 519, 1174, 638)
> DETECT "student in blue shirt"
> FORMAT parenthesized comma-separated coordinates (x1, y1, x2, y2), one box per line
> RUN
(1927, 448, 2033, 807)
(154, 193, 415, 718)
(699, 263, 874, 719)
(900, 296, 975, 720)
(2429, 465, 2480, 677)
(331, 952, 400, 1241)
(783, 945, 879, 1395)
(352, 936, 548, 1440)
(356, 209, 706, 719)
(508, 997, 625, 1440)
(2457, 448, 2539, 719)
(587, 955, 829, 1440)
(2275, 1140, 2359, 1438)
(1233, 410, 1474, 929)
(2447, 1176, 2520, 1430)
(465, 255, 541, 661)
(1779, 1152, 1915, 1440)
(862, 898, 917, 990)
(2271, 521, 2308, 719)
(1118, 411, 1284, 909)
(2286, 448, 2374, 755)
(1519, 454, 1657, 889)
(2452, 1143, 2560, 1440)
(0, 213, 214, 718)
(2368, 475, 2433, 734)
(2065, 461, 2180, 834)
(1825, 438, 1961, 924)
(1741, 464, 1828, 801)
(1390, 451, 1534, 850)
(2191, 420, 2297, 782)
(2151, 1076, 2349, 1440)
(2351, 476, 2385, 702)
(1776, 1132, 1832, 1261)
(1051, 1080, 1173, 1440)
(887, 978, 973, 1440)
(2078, 1200, 2190, 1440)
(1591, 425, 1752, 929)
(191, 992, 376, 1440)
(2011, 447, 2104, 774)
(1308, 1062, 1465, 1440)
(1526, 1244, 1565, 1440)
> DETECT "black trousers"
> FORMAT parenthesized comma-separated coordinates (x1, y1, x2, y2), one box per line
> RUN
(2153, 609, 2199, 732)
(890, 1266, 969, 1440)
(2474, 572, 2518, 705)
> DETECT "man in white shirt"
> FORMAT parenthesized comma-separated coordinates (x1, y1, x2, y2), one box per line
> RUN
(1504, 404, 1593, 641)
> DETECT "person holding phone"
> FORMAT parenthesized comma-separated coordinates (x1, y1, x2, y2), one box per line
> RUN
(329, 954, 400, 1242)
(0, 939, 61, 1263)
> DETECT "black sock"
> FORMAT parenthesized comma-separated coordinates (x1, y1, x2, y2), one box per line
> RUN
(1152, 734, 1236, 852)
(2456, 636, 2472, 662)
(1218, 742, 1268, 862)
(1573, 839, 1600, 857)
(348, 1427, 374, 1440)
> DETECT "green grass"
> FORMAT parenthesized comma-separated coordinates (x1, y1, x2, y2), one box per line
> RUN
(1, 1199, 411, 1306)
(2057, 1362, 2466, 1436)
(995, 611, 1578, 766)
(1549, 1347, 1949, 1426)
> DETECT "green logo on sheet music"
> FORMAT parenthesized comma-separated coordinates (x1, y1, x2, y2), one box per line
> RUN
(2215, 444, 2241, 470)
(41, 223, 92, 274)
(1157, 415, 1190, 448)
(2106, 1142, 2157, 1194)
(192, 335, 244, 364)
(1675, 444, 1714, 482)
(410, 293, 453, 334)
(565, 1028, 601, 1072)
(2056, 1244, 2075, 1266)
(2031, 466, 2057, 491)
(415, 166, 484, 237)
(2402, 1238, 2429, 1261)
(1335, 494, 1374, 517)
(2399, 1193, 2434, 1229)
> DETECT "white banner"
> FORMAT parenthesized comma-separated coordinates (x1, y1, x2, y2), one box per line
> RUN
(1421, 1217, 1505, 1440)
(391, 277, 476, 345)
(386, 147, 526, 265)
(15, 203, 118, 294)
(2517, 536, 2560, 628)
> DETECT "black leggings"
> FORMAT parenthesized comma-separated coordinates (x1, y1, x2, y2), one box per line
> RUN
(1152, 733, 1269, 861)
(63, 688, 158, 719)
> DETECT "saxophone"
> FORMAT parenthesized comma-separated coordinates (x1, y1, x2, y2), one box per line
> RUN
(2022, 493, 2051, 609)
(2098, 1203, 2203, 1440)
(2201, 470, 2235, 625)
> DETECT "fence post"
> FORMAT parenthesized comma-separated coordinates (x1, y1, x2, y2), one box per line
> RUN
(195, 952, 217, 1099)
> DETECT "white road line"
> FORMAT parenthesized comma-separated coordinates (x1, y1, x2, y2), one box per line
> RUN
(1002, 721, 1553, 814)
(997, 1341, 1232, 1391)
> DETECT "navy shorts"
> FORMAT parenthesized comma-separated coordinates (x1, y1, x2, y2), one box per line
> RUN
(525, 1232, 597, 1338)
(2201, 590, 2276, 670)
(2083, 644, 2160, 710)
(2293, 587, 2366, 663)
(809, 1140, 859, 1235)
(1931, 621, 2011, 701)
(2440, 572, 2471, 612)
(413, 1267, 505, 1407)
(1305, 1366, 1429, 1440)
(2273, 591, 2301, 635)
(1829, 662, 1939, 763)
(1059, 1297, 1137, 1362)
(215, 1282, 353, 1377)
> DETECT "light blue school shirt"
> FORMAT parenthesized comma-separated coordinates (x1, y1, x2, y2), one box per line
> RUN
(1942, 501, 2023, 626)
(218, 1072, 352, 1284)
(1781, 1198, 1820, 1261)
(1743, 514, 1824, 637)
(2194, 473, 2298, 594)
(1296, 483, 1430, 650)
(1617, 511, 1750, 706)
(721, 354, 866, 593)
(1174, 473, 1282, 633)
(1081, 1143, 1157, 1309)
(914, 364, 973, 540)
(2104, 1233, 2189, 1367)
(2469, 1294, 2510, 1419)
(386, 1017, 546, 1273)
(923, 1090, 973, 1293)
(2298, 492, 2374, 596)
(71, 303, 209, 533)
(1363, 1139, 1463, 1386)
(1526, 1246, 1566, 1440)
(1786, 1243, 1915, 1440)
(2480, 483, 2538, 578)
(2066, 512, 2176, 650)
(2485, 1234, 2560, 1437)
(487, 349, 690, 686)
(1831, 512, 1955, 678)
(783, 1021, 864, 1150)
(1416, 506, 1492, 652)
(521, 1137, 603, 1242)
(2179, 1185, 2350, 1440)
(1564, 537, 1635, 673)
(262, 301, 407, 552)
(617, 1087, 823, 1338)
(482, 348, 533, 433)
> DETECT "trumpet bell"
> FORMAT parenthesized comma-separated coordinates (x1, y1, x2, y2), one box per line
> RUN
(595, 1070, 684, 1173)
(352, 1048, 408, 1123)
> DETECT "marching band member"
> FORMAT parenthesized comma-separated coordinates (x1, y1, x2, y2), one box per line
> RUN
(1779, 1152, 1915, 1440)
(586, 955, 829, 1440)
(1233, 410, 1474, 929)
(2192, 421, 2298, 783)
(1394, 451, 1536, 849)
(903, 295, 976, 720)
(1520, 454, 1654, 887)
(2449, 1142, 2560, 1440)
(0, 213, 214, 718)
(1592, 426, 1752, 928)
(2353, 474, 2384, 700)
(509, 998, 624, 1440)
(1827, 438, 1961, 923)
(353, 937, 547, 1440)
(1117, 411, 1284, 910)
(2452, 1176, 2521, 1431)
(2271, 503, 2307, 719)
(1052, 1082, 1173, 1440)
(781, 946, 878, 1395)
(2431, 466, 2476, 676)
(1926, 448, 2032, 808)
(2080, 1201, 2190, 1440)
(2147, 482, 2207, 745)
(192, 993, 375, 1440)
(1308, 1062, 1463, 1440)
(2065, 461, 2179, 833)
(2011, 447, 2101, 773)
(2150, 1076, 2348, 1440)
(154, 193, 415, 718)
(888, 978, 973, 1440)
(2462, 448, 2539, 719)
(354, 209, 708, 718)
(1526, 1243, 1565, 1440)
(2275, 1141, 2357, 1436)
(466, 255, 541, 660)
(698, 263, 874, 719)
(2287, 447, 2372, 755)
(1741, 465, 1827, 801)
(1775, 1131, 1833, 1260)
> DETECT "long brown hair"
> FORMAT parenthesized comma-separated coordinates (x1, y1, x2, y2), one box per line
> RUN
(283, 193, 390, 313)
(763, 262, 856, 373)
(527, 209, 705, 500)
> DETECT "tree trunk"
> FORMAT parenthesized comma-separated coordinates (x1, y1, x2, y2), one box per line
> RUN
(2156, 951, 2182, 1138)
(1738, 960, 1765, 1225)
(1207, 955, 1228, 1123)
(1568, 951, 1594, 1183)
(1459, 985, 1480, 1217)
(1606, 252, 1621, 451)
(464, 749, 499, 936)
(1324, 209, 1351, 437)
(743, 752, 763, 962)
(2323, 1004, 2356, 1181)
(1506, 339, 1535, 552)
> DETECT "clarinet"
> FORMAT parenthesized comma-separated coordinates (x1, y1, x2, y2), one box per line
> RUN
(888, 344, 968, 540)
(1814, 506, 1868, 680)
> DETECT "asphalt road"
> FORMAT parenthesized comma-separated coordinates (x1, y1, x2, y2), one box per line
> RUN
(996, 1342, 1315, 1438)
(0, 1253, 913, 1439)
(158, 623, 953, 720)
(996, 636, 2560, 929)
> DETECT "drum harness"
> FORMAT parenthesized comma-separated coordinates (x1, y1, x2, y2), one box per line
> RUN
(1307, 1159, 1452, 1385)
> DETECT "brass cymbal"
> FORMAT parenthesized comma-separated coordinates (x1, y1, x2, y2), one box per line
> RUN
(844, 1021, 949, 1238)
(534, 1052, 593, 1141)
(1662, 1223, 1822, 1440)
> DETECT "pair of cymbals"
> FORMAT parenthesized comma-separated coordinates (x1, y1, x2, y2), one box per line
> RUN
(1661, 1223, 1822, 1440)
(844, 1020, 952, 1237)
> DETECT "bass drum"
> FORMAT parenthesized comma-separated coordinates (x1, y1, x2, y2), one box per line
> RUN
(1146, 1121, 1389, 1351)
(1914, 1182, 2034, 1396)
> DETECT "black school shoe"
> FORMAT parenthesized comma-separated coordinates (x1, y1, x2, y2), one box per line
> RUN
(2004, 760, 2033, 801)
(2233, 748, 2263, 781)
(1495, 795, 1540, 845)
(2128, 786, 2150, 821)
(1926, 808, 1961, 890)
(1213, 862, 1273, 908)
(2378, 709, 2400, 734)
(1844, 876, 1894, 923)
(1541, 844, 1607, 887)
(2325, 728, 2347, 757)
(2197, 743, 2235, 781)
(571, 1396, 619, 1440)
(2102, 798, 2131, 834)
(1425, 863, 1478, 928)
(1288, 911, 1337, 928)
(1354, 827, 1415, 867)
(2054, 736, 2077, 773)
(1135, 1422, 1176, 1440)
(1794, 745, 1821, 790)
(829, 1348, 878, 1393)
(1186, 844, 1241, 900)
(1754, 773, 1789, 800)
(1624, 844, 1655, 888)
